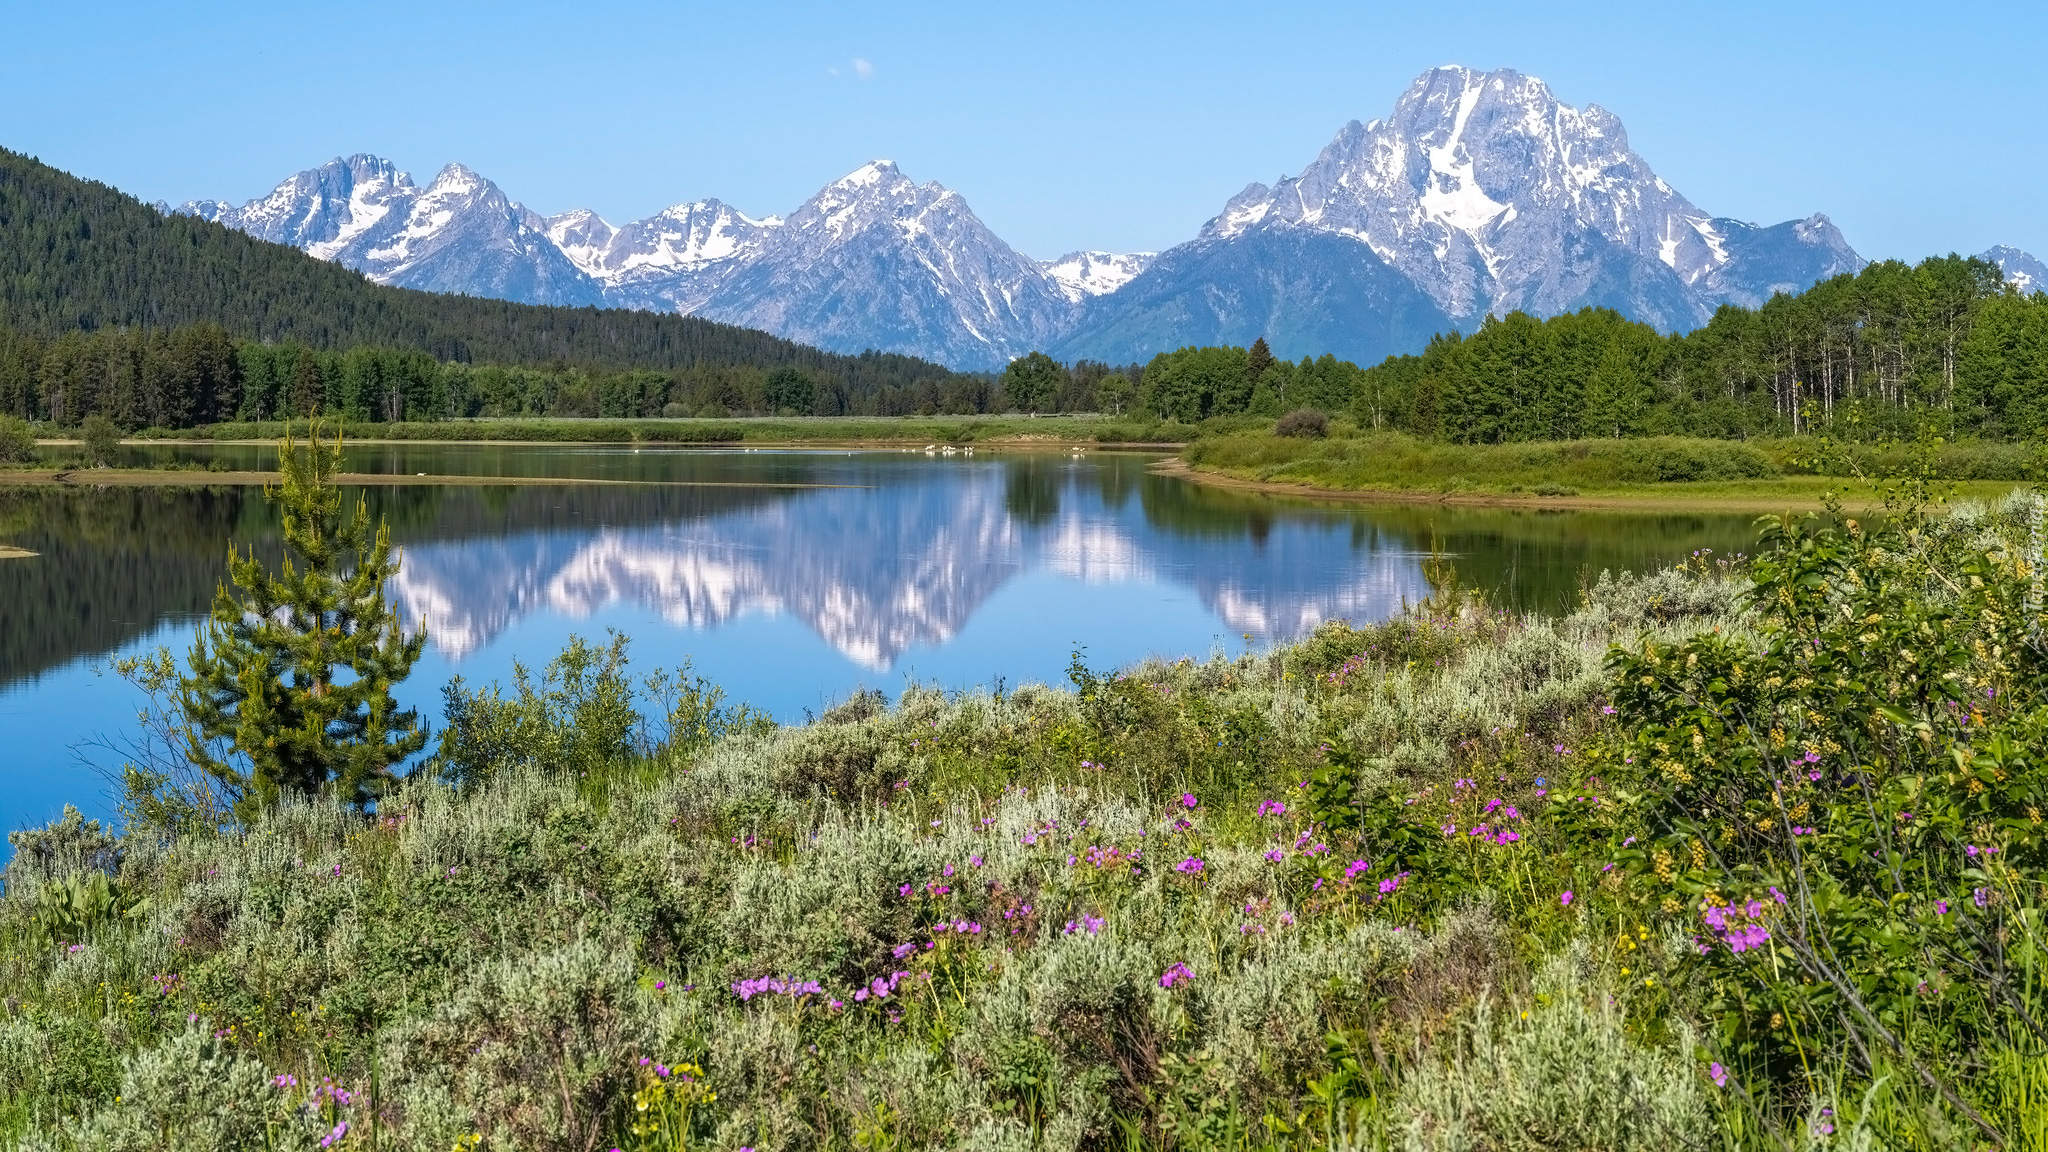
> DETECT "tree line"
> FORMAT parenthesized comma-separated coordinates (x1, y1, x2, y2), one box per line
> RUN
(1015, 253, 2048, 442)
(1357, 254, 2046, 442)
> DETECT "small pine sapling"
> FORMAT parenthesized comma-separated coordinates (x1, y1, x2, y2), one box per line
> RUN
(176, 424, 426, 810)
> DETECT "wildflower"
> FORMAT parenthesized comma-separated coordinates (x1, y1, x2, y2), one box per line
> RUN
(1181, 793, 1198, 809)
(1709, 1062, 1728, 1088)
(1174, 856, 1205, 876)
(1159, 961, 1195, 989)
(1560, 891, 1573, 907)
(1936, 899, 1950, 915)
(1263, 849, 1283, 863)
(1975, 888, 1990, 908)
(654, 980, 667, 991)
(1257, 799, 1287, 817)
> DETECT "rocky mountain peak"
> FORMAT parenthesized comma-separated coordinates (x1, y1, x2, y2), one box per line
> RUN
(1982, 245, 2048, 294)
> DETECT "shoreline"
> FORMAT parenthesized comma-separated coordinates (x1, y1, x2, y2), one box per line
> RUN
(1153, 457, 2031, 512)
(0, 468, 871, 489)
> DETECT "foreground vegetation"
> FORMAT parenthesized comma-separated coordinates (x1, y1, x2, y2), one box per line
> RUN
(5, 449, 2048, 1146)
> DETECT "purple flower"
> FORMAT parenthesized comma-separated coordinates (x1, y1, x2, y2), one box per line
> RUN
(1936, 899, 1950, 915)
(1175, 856, 1205, 876)
(1975, 887, 1990, 908)
(1159, 961, 1195, 989)
(1560, 890, 1573, 907)
(1709, 1062, 1728, 1088)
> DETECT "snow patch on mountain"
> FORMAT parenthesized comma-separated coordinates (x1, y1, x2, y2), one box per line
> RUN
(1039, 251, 1155, 302)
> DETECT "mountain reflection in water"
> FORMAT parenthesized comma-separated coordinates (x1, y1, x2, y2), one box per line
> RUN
(1, 449, 1762, 690)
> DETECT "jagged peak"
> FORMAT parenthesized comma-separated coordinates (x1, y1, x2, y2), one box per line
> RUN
(834, 160, 905, 189)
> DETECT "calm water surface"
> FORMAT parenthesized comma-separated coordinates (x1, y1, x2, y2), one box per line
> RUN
(0, 444, 1761, 833)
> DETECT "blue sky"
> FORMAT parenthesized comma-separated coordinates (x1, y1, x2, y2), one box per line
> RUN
(2, 0, 2042, 262)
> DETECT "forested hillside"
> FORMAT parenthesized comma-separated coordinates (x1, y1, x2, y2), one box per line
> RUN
(0, 149, 975, 408)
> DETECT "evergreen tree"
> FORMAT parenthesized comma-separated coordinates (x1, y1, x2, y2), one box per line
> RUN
(1246, 336, 1275, 385)
(176, 426, 426, 810)
(288, 349, 323, 418)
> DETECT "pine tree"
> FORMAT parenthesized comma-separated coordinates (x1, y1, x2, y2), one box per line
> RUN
(289, 348, 323, 418)
(1246, 336, 1275, 385)
(177, 425, 426, 810)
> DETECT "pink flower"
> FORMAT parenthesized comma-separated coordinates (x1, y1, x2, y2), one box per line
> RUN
(1560, 891, 1573, 907)
(1180, 793, 1198, 809)
(1708, 1062, 1728, 1088)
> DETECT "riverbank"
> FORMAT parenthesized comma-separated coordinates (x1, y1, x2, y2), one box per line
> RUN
(1176, 430, 2041, 509)
(102, 414, 1194, 448)
(0, 467, 871, 489)
(1155, 457, 2029, 511)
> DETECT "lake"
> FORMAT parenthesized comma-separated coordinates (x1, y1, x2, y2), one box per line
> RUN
(0, 444, 1762, 834)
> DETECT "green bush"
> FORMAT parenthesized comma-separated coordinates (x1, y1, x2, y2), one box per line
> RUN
(79, 414, 120, 467)
(0, 416, 35, 464)
(1275, 409, 1330, 439)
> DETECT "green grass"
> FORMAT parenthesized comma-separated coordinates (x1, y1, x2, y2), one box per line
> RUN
(1183, 431, 2047, 500)
(121, 414, 1196, 447)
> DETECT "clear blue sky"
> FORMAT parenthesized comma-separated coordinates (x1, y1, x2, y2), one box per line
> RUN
(2, 0, 2042, 263)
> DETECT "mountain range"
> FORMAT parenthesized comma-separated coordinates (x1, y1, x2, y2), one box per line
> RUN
(172, 66, 2036, 371)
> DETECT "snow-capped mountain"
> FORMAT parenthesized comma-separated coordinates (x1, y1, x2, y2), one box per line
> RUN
(1982, 246, 2048, 295)
(180, 67, 1868, 369)
(179, 155, 600, 306)
(1057, 66, 1863, 364)
(678, 162, 1077, 368)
